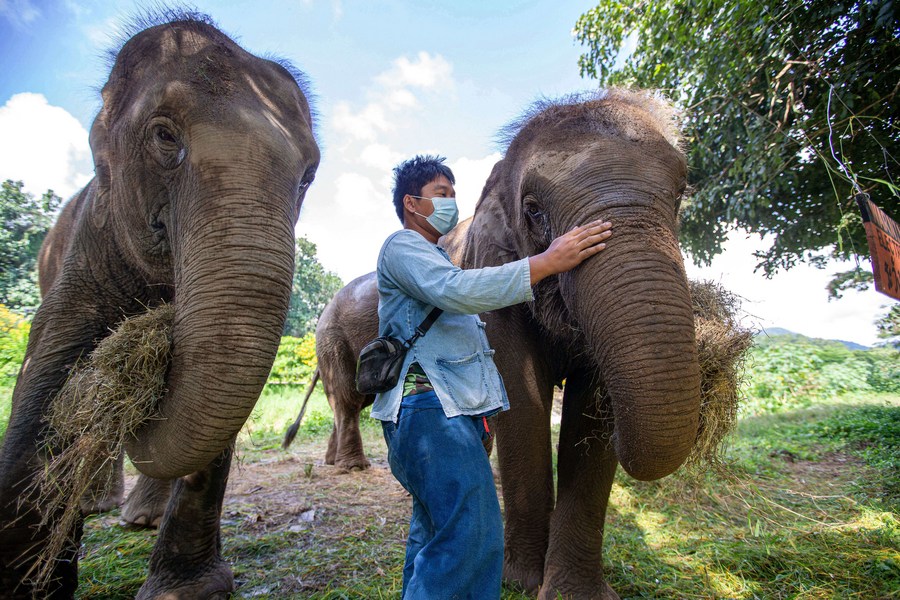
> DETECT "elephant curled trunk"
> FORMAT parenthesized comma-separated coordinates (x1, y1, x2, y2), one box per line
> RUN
(567, 225, 701, 481)
(124, 188, 296, 480)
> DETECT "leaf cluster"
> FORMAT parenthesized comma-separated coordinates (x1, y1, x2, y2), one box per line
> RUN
(574, 0, 900, 278)
(744, 334, 900, 413)
(283, 236, 343, 338)
(0, 180, 61, 309)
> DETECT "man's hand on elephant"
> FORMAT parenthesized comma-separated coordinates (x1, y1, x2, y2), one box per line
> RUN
(528, 220, 612, 285)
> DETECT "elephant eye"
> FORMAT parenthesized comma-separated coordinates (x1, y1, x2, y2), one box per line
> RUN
(154, 125, 178, 145)
(298, 166, 317, 193)
(524, 203, 544, 220)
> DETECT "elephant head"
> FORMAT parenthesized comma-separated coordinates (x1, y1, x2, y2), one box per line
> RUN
(4, 16, 319, 485)
(465, 89, 700, 480)
(92, 19, 320, 479)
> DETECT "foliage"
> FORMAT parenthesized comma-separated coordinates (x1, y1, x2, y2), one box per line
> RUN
(0, 180, 62, 309)
(876, 303, 900, 348)
(815, 403, 900, 502)
(267, 334, 317, 385)
(574, 0, 900, 286)
(743, 334, 900, 414)
(283, 236, 343, 338)
(0, 305, 30, 381)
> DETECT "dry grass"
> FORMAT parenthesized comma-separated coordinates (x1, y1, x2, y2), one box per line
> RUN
(687, 279, 755, 471)
(26, 304, 173, 592)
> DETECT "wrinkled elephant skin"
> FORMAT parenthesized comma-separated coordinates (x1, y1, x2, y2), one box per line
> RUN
(0, 13, 319, 599)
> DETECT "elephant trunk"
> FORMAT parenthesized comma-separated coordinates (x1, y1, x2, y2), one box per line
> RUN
(124, 181, 296, 479)
(567, 220, 700, 481)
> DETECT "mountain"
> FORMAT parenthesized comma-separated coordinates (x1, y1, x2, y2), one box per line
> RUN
(757, 327, 871, 351)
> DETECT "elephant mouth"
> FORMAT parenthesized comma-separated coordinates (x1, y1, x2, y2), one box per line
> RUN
(148, 203, 170, 255)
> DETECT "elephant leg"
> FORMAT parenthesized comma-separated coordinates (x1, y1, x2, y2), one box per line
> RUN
(325, 423, 339, 465)
(332, 394, 370, 471)
(0, 294, 134, 599)
(539, 372, 619, 600)
(122, 473, 173, 528)
(80, 452, 125, 515)
(0, 462, 83, 600)
(492, 315, 556, 593)
(136, 446, 234, 600)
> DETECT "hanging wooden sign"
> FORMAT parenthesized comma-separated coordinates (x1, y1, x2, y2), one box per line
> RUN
(856, 194, 900, 300)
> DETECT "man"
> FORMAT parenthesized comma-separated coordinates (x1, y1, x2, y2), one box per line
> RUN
(373, 155, 611, 599)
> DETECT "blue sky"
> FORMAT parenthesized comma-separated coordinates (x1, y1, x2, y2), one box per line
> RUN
(0, 0, 895, 345)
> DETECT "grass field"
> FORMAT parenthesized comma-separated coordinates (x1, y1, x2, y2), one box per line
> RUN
(1, 381, 898, 599)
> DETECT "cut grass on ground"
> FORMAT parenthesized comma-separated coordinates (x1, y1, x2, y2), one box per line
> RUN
(2, 385, 898, 599)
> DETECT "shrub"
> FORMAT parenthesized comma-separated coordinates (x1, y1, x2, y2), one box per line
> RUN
(744, 335, 900, 414)
(267, 333, 317, 385)
(0, 304, 29, 381)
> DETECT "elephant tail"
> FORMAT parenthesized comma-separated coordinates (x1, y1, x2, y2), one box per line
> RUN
(282, 368, 320, 449)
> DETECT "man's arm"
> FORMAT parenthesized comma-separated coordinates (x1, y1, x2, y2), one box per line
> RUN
(381, 232, 532, 315)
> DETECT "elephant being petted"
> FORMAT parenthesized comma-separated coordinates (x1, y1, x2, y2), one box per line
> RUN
(461, 89, 699, 600)
(0, 12, 319, 600)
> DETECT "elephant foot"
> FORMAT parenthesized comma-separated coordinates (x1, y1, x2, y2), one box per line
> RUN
(335, 455, 371, 472)
(136, 559, 233, 600)
(503, 558, 543, 593)
(122, 475, 171, 528)
(538, 576, 619, 600)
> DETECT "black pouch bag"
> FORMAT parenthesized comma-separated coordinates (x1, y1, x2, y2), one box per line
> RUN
(356, 307, 442, 395)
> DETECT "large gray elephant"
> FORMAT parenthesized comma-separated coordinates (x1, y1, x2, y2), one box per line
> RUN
(291, 89, 698, 599)
(0, 12, 319, 600)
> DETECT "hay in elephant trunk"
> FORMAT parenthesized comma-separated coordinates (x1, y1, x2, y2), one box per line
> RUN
(26, 304, 174, 592)
(685, 279, 755, 472)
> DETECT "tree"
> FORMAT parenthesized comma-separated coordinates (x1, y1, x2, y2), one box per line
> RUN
(574, 0, 900, 288)
(0, 180, 62, 310)
(875, 304, 900, 348)
(283, 236, 343, 338)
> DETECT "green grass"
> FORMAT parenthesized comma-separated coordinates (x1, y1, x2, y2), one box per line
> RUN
(2, 373, 898, 598)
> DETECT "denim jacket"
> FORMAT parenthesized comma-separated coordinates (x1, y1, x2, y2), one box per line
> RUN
(371, 229, 533, 422)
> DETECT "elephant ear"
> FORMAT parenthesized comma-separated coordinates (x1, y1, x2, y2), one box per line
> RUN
(88, 97, 112, 229)
(465, 159, 519, 269)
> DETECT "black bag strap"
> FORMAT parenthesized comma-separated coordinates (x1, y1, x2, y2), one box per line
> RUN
(403, 306, 443, 348)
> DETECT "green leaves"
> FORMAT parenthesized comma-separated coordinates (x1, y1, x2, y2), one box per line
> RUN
(283, 236, 343, 338)
(574, 0, 900, 279)
(0, 180, 61, 309)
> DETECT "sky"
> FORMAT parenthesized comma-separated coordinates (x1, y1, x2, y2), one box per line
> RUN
(0, 0, 895, 346)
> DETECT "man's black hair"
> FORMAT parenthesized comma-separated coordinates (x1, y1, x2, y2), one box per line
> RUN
(392, 155, 455, 223)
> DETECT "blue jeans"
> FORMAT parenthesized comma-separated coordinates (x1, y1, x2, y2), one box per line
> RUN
(381, 391, 503, 600)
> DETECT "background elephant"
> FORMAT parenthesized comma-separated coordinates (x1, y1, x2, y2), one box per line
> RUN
(289, 89, 698, 599)
(0, 12, 319, 600)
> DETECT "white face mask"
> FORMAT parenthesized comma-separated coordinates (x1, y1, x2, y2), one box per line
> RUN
(411, 196, 459, 235)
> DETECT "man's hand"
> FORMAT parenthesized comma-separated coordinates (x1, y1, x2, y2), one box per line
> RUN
(528, 220, 612, 285)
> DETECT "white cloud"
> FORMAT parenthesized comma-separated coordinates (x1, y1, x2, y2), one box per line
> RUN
(375, 52, 453, 91)
(332, 52, 455, 144)
(384, 88, 418, 111)
(684, 231, 894, 347)
(359, 143, 404, 172)
(449, 153, 502, 220)
(0, 93, 93, 200)
(332, 101, 391, 142)
(0, 0, 40, 28)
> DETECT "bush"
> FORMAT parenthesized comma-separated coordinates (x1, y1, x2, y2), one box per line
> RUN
(267, 333, 317, 385)
(0, 304, 29, 381)
(743, 335, 900, 414)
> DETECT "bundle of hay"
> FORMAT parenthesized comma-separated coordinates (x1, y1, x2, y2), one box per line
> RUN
(687, 279, 755, 471)
(27, 304, 174, 590)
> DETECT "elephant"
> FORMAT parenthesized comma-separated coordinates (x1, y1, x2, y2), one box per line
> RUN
(286, 89, 698, 599)
(0, 12, 320, 600)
